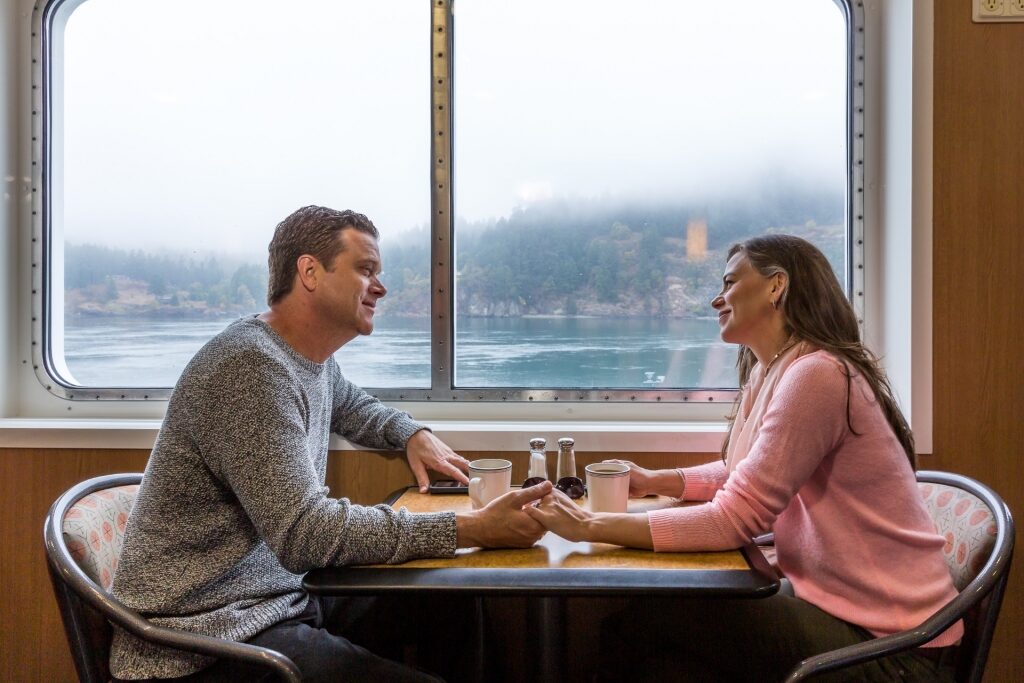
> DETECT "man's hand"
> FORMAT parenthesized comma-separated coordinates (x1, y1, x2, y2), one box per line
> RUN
(456, 482, 551, 549)
(405, 429, 470, 492)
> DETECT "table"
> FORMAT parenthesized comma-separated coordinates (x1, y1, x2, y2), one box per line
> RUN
(304, 487, 779, 680)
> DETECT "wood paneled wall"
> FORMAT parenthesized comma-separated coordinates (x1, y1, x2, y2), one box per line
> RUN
(932, 4, 1024, 683)
(1, 449, 151, 683)
(0, 447, 712, 682)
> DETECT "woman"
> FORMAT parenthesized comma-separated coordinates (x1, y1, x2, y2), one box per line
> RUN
(527, 235, 960, 682)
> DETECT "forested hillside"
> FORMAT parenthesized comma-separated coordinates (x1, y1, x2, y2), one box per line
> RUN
(64, 190, 843, 319)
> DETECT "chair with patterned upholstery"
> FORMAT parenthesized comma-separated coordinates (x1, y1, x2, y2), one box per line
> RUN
(785, 470, 1014, 682)
(44, 473, 301, 683)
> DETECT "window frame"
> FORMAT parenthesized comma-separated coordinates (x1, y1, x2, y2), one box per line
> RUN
(29, 0, 865, 404)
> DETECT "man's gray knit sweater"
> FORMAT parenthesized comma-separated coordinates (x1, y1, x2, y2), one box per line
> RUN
(109, 316, 457, 679)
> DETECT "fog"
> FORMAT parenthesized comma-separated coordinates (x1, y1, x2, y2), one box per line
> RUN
(60, 0, 846, 259)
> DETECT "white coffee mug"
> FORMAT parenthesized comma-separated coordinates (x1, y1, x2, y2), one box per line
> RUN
(585, 462, 630, 513)
(468, 458, 513, 509)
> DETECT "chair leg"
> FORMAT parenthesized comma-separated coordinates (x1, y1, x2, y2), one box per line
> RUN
(48, 561, 109, 683)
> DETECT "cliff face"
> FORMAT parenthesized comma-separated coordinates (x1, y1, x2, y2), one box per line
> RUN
(451, 276, 709, 319)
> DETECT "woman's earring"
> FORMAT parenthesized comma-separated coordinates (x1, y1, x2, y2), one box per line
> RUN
(771, 298, 778, 310)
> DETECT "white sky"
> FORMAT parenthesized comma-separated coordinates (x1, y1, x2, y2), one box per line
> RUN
(60, 0, 845, 258)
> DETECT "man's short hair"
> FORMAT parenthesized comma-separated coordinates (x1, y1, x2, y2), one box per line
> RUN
(266, 205, 379, 305)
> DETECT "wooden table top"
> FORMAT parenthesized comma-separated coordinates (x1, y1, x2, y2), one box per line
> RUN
(303, 487, 779, 597)
(379, 488, 749, 571)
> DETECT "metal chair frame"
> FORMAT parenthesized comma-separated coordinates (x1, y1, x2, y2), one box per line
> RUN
(784, 470, 1014, 682)
(44, 473, 301, 683)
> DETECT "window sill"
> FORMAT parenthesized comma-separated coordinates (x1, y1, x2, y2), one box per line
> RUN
(0, 417, 726, 452)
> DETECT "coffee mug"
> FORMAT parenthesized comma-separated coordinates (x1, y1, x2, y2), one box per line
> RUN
(585, 462, 630, 513)
(468, 458, 513, 509)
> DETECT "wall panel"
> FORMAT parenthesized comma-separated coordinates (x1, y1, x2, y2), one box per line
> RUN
(1, 448, 150, 682)
(932, 4, 1024, 683)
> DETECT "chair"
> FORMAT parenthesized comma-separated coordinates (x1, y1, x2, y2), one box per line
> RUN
(784, 470, 1014, 682)
(44, 473, 301, 683)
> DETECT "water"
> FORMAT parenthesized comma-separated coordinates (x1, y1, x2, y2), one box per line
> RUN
(62, 315, 738, 389)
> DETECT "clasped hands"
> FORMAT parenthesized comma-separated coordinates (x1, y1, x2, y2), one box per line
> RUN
(515, 459, 657, 548)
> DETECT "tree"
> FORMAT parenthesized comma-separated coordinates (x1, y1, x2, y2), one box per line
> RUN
(229, 264, 267, 306)
(591, 242, 620, 303)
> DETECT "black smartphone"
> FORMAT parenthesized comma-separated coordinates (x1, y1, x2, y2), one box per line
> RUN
(428, 479, 469, 494)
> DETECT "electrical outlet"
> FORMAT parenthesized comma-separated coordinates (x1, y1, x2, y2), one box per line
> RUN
(974, 0, 1024, 21)
(975, 0, 1004, 20)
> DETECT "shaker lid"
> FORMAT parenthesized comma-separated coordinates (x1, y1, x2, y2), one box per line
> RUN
(557, 436, 575, 449)
(529, 437, 547, 450)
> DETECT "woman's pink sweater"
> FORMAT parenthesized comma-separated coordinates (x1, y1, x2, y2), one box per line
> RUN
(648, 350, 962, 645)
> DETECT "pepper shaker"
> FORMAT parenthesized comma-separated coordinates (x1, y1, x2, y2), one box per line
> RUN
(556, 437, 577, 482)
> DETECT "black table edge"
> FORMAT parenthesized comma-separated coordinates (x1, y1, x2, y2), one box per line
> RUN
(384, 486, 414, 506)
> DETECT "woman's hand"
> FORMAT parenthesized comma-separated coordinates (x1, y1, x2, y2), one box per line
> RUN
(526, 488, 656, 549)
(524, 488, 595, 542)
(603, 460, 683, 498)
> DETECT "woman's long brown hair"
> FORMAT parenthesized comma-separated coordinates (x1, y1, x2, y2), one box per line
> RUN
(719, 235, 916, 469)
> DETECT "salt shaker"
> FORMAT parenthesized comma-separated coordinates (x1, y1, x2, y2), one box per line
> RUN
(528, 437, 548, 481)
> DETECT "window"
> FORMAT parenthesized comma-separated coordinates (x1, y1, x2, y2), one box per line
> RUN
(40, 0, 433, 395)
(34, 0, 862, 402)
(451, 0, 854, 394)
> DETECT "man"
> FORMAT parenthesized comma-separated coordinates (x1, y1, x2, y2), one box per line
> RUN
(110, 206, 551, 682)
